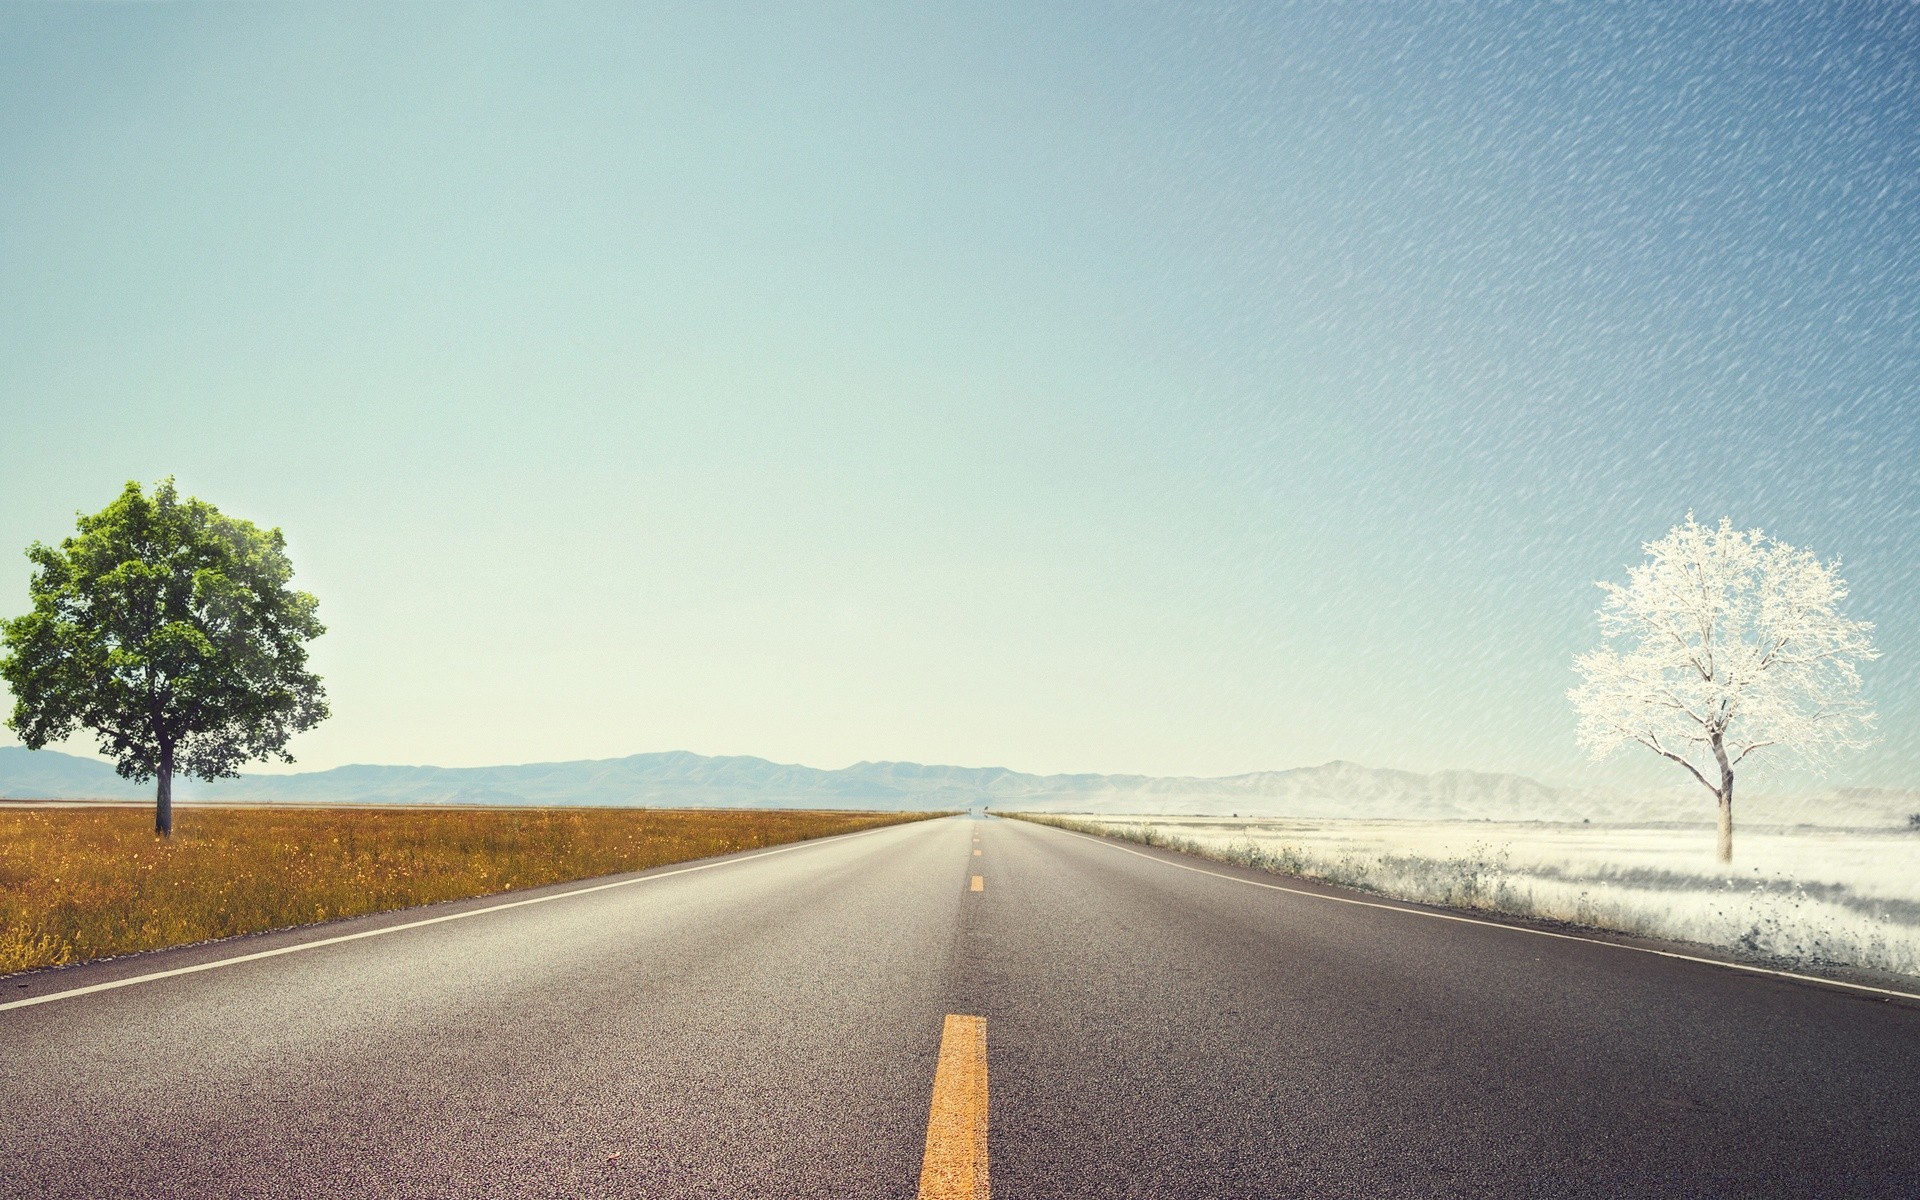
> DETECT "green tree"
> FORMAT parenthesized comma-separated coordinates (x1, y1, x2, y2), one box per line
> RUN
(0, 480, 328, 835)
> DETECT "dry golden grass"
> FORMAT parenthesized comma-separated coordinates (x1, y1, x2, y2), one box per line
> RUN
(0, 805, 933, 974)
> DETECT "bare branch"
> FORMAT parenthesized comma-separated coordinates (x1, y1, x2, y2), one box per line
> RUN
(1637, 733, 1718, 795)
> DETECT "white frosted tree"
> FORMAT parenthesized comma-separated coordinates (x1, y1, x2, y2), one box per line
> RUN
(1569, 516, 1876, 863)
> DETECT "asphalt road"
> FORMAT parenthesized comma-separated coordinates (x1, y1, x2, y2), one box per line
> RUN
(4, 815, 1918, 1198)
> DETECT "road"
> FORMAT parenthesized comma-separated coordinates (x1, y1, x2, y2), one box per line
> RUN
(4, 815, 1918, 1198)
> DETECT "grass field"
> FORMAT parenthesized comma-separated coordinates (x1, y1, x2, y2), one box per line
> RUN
(1020, 813, 1920, 980)
(0, 805, 933, 975)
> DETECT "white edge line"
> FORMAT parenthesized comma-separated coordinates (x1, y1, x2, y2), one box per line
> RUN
(2, 818, 934, 1013)
(1043, 823, 1920, 1005)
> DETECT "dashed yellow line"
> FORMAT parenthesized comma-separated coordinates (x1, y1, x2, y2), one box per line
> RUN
(917, 1015, 989, 1200)
(973, 849, 982, 857)
(969, 875, 984, 892)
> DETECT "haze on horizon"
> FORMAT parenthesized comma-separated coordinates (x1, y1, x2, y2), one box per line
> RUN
(3, 4, 1917, 794)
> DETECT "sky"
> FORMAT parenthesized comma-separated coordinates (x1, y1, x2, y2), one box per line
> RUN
(2, 3, 1917, 791)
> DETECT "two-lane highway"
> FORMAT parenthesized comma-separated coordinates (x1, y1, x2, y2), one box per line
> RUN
(4, 815, 1918, 1198)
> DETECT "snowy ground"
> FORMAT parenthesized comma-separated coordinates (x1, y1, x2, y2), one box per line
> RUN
(1037, 815, 1920, 980)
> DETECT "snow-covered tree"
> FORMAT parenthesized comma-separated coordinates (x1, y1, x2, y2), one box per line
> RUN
(1569, 516, 1876, 863)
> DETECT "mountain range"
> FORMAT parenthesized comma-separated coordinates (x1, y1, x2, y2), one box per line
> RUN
(3, 746, 1916, 827)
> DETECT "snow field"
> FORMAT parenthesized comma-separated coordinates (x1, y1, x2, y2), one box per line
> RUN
(1051, 816, 1920, 979)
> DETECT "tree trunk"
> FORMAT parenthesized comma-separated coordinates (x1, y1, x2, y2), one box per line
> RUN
(1711, 732, 1734, 864)
(155, 745, 173, 838)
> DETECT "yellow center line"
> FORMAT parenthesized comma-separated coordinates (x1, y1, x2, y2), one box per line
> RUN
(917, 1014, 989, 1200)
(973, 849, 982, 857)
(969, 875, 984, 892)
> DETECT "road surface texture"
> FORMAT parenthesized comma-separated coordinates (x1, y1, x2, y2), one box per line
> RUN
(4, 814, 1917, 1198)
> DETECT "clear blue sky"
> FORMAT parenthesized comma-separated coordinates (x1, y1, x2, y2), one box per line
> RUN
(3, 3, 1917, 790)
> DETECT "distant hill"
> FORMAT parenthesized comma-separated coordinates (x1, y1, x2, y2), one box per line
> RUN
(2, 746, 1913, 826)
(0, 746, 155, 801)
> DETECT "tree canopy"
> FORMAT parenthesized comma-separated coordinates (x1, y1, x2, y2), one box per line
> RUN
(0, 479, 328, 834)
(1569, 515, 1875, 861)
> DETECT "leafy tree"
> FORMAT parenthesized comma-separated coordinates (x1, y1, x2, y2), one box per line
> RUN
(0, 480, 328, 835)
(1569, 516, 1876, 863)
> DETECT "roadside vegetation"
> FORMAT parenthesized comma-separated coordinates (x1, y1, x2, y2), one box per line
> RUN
(0, 805, 931, 974)
(1013, 813, 1920, 980)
